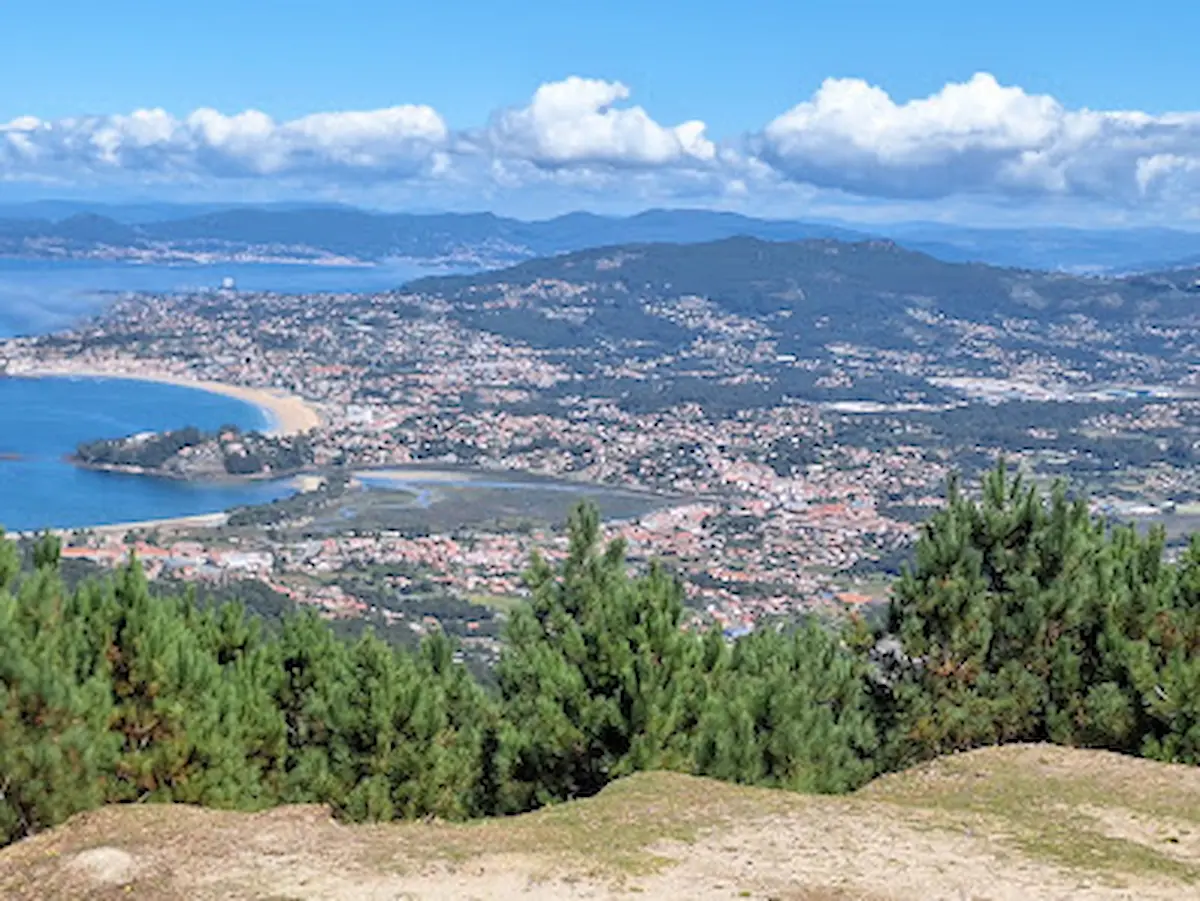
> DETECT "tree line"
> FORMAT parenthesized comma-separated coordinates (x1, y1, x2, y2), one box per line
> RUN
(2, 463, 1198, 846)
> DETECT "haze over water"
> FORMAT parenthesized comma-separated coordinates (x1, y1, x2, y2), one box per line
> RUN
(0, 259, 446, 530)
(0, 258, 442, 336)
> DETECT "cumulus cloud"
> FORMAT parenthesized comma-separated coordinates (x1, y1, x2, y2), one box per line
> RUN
(486, 76, 716, 167)
(757, 72, 1200, 202)
(7, 73, 1200, 219)
(0, 78, 717, 193)
(0, 104, 449, 181)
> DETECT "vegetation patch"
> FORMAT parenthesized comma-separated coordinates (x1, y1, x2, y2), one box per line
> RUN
(0, 463, 1198, 898)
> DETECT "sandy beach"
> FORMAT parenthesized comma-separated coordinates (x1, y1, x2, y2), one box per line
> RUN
(86, 512, 230, 535)
(9, 364, 322, 436)
(13, 511, 230, 539)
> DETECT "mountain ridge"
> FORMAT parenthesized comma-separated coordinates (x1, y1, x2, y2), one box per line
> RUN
(404, 234, 1200, 337)
(5, 203, 1200, 272)
(387, 234, 1200, 413)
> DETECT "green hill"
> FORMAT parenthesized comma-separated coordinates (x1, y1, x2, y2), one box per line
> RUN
(397, 237, 1200, 411)
(408, 235, 1200, 331)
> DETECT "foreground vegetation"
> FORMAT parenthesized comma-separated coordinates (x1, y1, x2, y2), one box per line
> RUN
(1, 464, 1198, 849)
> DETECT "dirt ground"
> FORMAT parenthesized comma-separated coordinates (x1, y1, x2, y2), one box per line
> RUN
(1, 744, 1197, 900)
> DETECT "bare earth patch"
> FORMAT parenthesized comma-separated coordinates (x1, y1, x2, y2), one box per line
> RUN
(1, 745, 1197, 900)
(1078, 806, 1200, 868)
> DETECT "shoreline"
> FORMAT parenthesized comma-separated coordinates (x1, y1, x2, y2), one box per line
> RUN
(15, 511, 230, 539)
(7, 365, 322, 437)
(21, 470, 325, 536)
(86, 512, 231, 536)
(69, 458, 313, 484)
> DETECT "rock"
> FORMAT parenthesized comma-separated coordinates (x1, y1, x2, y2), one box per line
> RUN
(66, 847, 137, 885)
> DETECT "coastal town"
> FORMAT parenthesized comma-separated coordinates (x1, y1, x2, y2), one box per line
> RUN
(3, 241, 1199, 643)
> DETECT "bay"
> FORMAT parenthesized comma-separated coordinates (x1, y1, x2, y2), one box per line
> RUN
(0, 258, 455, 530)
(0, 376, 292, 531)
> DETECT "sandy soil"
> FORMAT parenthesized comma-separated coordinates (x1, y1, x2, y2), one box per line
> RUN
(10, 364, 322, 436)
(0, 800, 1185, 901)
(293, 474, 326, 492)
(2, 745, 1196, 901)
(84, 512, 229, 535)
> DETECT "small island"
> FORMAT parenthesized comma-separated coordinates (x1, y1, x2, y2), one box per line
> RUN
(74, 425, 315, 480)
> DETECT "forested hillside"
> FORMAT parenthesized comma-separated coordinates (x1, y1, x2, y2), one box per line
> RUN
(74, 425, 314, 479)
(409, 236, 1200, 349)
(397, 237, 1200, 412)
(1, 464, 1198, 848)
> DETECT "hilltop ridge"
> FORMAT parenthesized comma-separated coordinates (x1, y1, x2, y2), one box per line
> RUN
(6, 202, 1200, 271)
(3, 744, 1196, 900)
(396, 235, 1200, 411)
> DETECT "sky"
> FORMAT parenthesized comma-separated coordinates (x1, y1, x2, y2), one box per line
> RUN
(4, 0, 1200, 225)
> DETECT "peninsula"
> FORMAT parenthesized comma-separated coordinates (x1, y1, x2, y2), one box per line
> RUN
(73, 425, 316, 481)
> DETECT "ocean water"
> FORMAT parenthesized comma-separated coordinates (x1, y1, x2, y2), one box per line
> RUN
(0, 258, 453, 530)
(0, 376, 294, 531)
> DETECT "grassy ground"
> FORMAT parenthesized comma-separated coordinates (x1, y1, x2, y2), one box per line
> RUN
(861, 744, 1200, 885)
(1, 744, 1197, 900)
(301, 481, 675, 536)
(469, 591, 523, 613)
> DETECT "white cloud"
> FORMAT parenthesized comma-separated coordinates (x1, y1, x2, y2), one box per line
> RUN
(757, 72, 1200, 202)
(486, 76, 716, 167)
(6, 73, 1200, 223)
(0, 104, 449, 181)
(0, 78, 719, 193)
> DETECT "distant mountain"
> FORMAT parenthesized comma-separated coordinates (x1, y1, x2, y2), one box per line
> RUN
(3, 203, 1200, 273)
(395, 236, 1199, 411)
(869, 222, 1200, 273)
(0, 207, 871, 268)
(530, 209, 870, 248)
(0, 200, 355, 225)
(409, 236, 1200, 339)
(405, 236, 1200, 378)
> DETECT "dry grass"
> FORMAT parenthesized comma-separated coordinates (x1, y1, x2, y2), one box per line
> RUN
(861, 743, 1200, 882)
(2, 744, 1197, 900)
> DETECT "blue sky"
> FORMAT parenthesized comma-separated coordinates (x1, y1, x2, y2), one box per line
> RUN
(3, 0, 1200, 224)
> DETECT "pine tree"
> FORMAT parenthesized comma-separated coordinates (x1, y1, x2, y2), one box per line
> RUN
(327, 631, 488, 822)
(884, 461, 1199, 766)
(271, 610, 353, 804)
(103, 561, 275, 807)
(496, 503, 703, 811)
(693, 624, 878, 793)
(0, 533, 116, 844)
(1125, 534, 1200, 763)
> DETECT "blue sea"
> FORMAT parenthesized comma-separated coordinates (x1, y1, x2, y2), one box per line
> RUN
(0, 258, 449, 530)
(0, 376, 293, 531)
